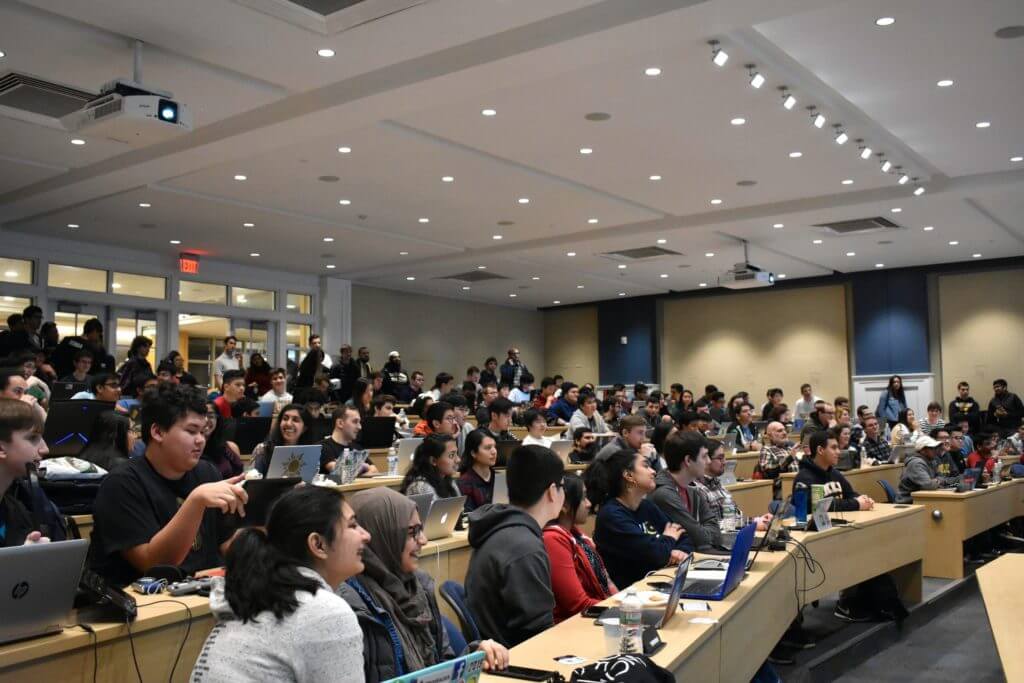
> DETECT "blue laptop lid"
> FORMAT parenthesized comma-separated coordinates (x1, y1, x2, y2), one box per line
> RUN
(384, 650, 485, 683)
(720, 522, 758, 595)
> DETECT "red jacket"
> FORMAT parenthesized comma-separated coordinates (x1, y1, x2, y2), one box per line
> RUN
(413, 420, 434, 437)
(542, 524, 615, 623)
(967, 451, 996, 473)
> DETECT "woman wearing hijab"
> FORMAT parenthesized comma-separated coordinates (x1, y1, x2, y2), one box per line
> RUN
(338, 488, 508, 682)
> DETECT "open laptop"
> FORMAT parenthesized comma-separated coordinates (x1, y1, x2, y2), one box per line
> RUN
(231, 417, 272, 455)
(601, 555, 693, 628)
(720, 433, 737, 452)
(492, 469, 509, 504)
(837, 448, 856, 471)
(423, 495, 467, 541)
(409, 493, 433, 524)
(256, 401, 275, 418)
(679, 522, 756, 601)
(549, 439, 573, 463)
(786, 495, 834, 532)
(42, 400, 114, 457)
(890, 445, 914, 464)
(719, 460, 739, 486)
(240, 477, 301, 527)
(265, 444, 321, 483)
(495, 439, 522, 467)
(387, 650, 485, 683)
(0, 539, 89, 644)
(51, 381, 87, 402)
(360, 416, 396, 449)
(395, 438, 423, 475)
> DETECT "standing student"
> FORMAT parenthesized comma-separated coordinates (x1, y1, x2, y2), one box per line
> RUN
(543, 476, 616, 623)
(499, 347, 529, 390)
(948, 381, 981, 434)
(191, 487, 369, 683)
(649, 432, 720, 551)
(466, 445, 564, 648)
(591, 448, 688, 588)
(520, 408, 553, 447)
(339, 488, 508, 682)
(0, 398, 66, 546)
(458, 430, 496, 512)
(117, 335, 154, 392)
(89, 384, 248, 585)
(479, 357, 498, 389)
(213, 336, 242, 389)
(987, 379, 1024, 437)
(875, 375, 907, 428)
(400, 435, 460, 501)
(252, 404, 316, 476)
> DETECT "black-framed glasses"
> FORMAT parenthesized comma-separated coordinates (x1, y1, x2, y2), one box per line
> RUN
(408, 524, 424, 538)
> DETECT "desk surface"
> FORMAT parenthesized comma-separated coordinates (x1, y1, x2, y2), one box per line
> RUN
(975, 553, 1024, 683)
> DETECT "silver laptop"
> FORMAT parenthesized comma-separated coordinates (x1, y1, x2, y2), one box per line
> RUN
(395, 438, 423, 475)
(266, 444, 320, 483)
(721, 433, 737, 452)
(0, 539, 89, 644)
(719, 460, 738, 486)
(716, 422, 733, 437)
(492, 469, 509, 505)
(890, 445, 914, 464)
(549, 439, 573, 463)
(424, 496, 467, 540)
(409, 493, 433, 523)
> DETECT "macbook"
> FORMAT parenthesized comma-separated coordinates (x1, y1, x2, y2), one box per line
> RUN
(409, 493, 433, 524)
(549, 439, 573, 463)
(679, 522, 756, 601)
(423, 496, 467, 541)
(0, 539, 89, 644)
(265, 444, 320, 483)
(720, 433, 737, 452)
(395, 438, 423, 475)
(492, 469, 509, 505)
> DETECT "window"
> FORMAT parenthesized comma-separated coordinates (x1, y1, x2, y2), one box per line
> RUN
(286, 293, 312, 314)
(0, 258, 33, 285)
(178, 314, 230, 388)
(179, 280, 226, 305)
(115, 315, 157, 372)
(286, 323, 311, 371)
(0, 296, 32, 327)
(112, 272, 165, 299)
(232, 287, 275, 311)
(48, 264, 106, 292)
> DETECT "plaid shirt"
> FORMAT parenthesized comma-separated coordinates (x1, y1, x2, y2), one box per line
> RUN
(757, 444, 798, 480)
(695, 476, 730, 521)
(862, 435, 892, 463)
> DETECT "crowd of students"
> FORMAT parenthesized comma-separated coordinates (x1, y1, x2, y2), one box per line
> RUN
(4, 311, 1024, 680)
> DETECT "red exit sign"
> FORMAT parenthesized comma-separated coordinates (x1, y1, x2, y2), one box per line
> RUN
(179, 254, 200, 274)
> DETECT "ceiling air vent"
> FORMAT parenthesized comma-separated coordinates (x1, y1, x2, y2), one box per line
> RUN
(437, 271, 510, 283)
(602, 246, 681, 260)
(814, 217, 900, 235)
(0, 72, 94, 118)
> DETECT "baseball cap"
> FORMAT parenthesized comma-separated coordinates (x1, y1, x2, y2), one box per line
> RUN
(914, 435, 941, 451)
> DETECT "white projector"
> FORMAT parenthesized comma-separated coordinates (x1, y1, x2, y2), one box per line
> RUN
(62, 80, 192, 147)
(718, 263, 776, 290)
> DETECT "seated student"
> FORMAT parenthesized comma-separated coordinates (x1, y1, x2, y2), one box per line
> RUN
(0, 398, 66, 546)
(372, 393, 406, 438)
(890, 408, 922, 446)
(230, 397, 260, 420)
(546, 382, 579, 426)
(118, 372, 158, 412)
(761, 388, 784, 422)
(321, 405, 377, 477)
(214, 370, 246, 419)
(191, 486, 368, 682)
(444, 393, 473, 455)
(508, 373, 534, 405)
(393, 370, 423, 406)
(477, 397, 515, 442)
(340, 488, 508, 681)
(920, 402, 946, 436)
(650, 432, 721, 550)
(641, 396, 664, 430)
(520, 408, 552, 448)
(410, 395, 434, 422)
(569, 393, 608, 435)
(860, 415, 892, 465)
(726, 402, 762, 452)
(532, 377, 557, 411)
(849, 405, 871, 445)
(931, 427, 961, 476)
(474, 382, 498, 425)
(59, 349, 93, 384)
(466, 444, 563, 647)
(420, 372, 455, 403)
(799, 401, 832, 439)
(77, 411, 134, 472)
(698, 439, 772, 529)
(795, 430, 875, 513)
(89, 384, 248, 585)
(543, 475, 617, 623)
(201, 402, 243, 479)
(70, 372, 123, 404)
(601, 395, 624, 434)
(966, 429, 1003, 478)
(412, 401, 455, 438)
(568, 427, 597, 464)
(591, 448, 688, 588)
(755, 421, 800, 483)
(1007, 419, 1024, 455)
(707, 391, 728, 424)
(650, 421, 676, 468)
(348, 378, 375, 421)
(834, 424, 859, 467)
(458, 430, 496, 512)
(252, 404, 316, 476)
(595, 415, 657, 469)
(259, 367, 293, 414)
(897, 435, 960, 503)
(155, 360, 177, 384)
(401, 435, 460, 500)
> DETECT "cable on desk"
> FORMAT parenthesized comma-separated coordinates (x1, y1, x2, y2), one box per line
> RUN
(123, 598, 194, 683)
(69, 623, 98, 683)
(126, 615, 144, 683)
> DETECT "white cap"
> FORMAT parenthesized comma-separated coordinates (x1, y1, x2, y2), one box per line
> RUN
(388, 350, 400, 358)
(914, 435, 941, 451)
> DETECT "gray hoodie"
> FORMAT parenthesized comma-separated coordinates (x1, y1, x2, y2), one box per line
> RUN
(897, 453, 959, 503)
(465, 504, 554, 647)
(190, 569, 364, 683)
(649, 469, 721, 550)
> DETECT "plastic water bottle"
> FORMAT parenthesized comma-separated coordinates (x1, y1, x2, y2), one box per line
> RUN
(859, 446, 868, 468)
(387, 446, 399, 477)
(619, 589, 643, 654)
(721, 494, 737, 533)
(397, 408, 408, 428)
(340, 447, 352, 482)
(991, 459, 1002, 484)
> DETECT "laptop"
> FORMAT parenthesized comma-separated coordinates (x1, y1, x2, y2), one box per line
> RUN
(360, 416, 396, 449)
(601, 555, 693, 628)
(42, 400, 114, 457)
(395, 438, 423, 475)
(256, 401, 276, 418)
(492, 469, 509, 505)
(409, 493, 434, 524)
(495, 439, 522, 467)
(549, 439, 573, 463)
(330, 449, 370, 485)
(959, 467, 983, 491)
(51, 381, 87, 402)
(719, 460, 739, 486)
(0, 539, 90, 644)
(387, 650, 485, 683)
(837, 448, 856, 471)
(720, 433, 737, 452)
(240, 477, 301, 527)
(679, 522, 756, 601)
(423, 496, 467, 541)
(716, 422, 733, 437)
(890, 445, 914, 464)
(232, 417, 272, 455)
(786, 495, 834, 532)
(265, 444, 321, 483)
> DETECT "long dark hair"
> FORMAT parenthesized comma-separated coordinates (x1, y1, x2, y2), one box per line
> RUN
(560, 474, 585, 523)
(886, 375, 907, 405)
(651, 421, 675, 455)
(351, 378, 372, 416)
(583, 448, 638, 509)
(401, 434, 456, 497)
(224, 486, 345, 622)
(263, 404, 315, 461)
(202, 400, 230, 460)
(459, 429, 495, 474)
(78, 411, 132, 471)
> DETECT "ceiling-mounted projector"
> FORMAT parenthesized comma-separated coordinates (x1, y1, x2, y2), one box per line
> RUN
(717, 241, 776, 289)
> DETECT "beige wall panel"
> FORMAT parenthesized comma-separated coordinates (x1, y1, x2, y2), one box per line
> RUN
(543, 306, 599, 386)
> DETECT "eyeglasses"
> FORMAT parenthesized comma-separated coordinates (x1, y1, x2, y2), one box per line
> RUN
(407, 524, 424, 539)
(102, 382, 120, 389)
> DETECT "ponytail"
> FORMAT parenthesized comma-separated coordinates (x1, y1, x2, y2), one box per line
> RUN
(583, 448, 636, 510)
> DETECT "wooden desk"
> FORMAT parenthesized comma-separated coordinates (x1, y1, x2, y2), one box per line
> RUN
(779, 463, 904, 502)
(726, 480, 773, 517)
(419, 532, 472, 624)
(0, 592, 212, 683)
(911, 478, 1024, 579)
(975, 554, 1024, 682)
(509, 426, 567, 440)
(724, 451, 760, 480)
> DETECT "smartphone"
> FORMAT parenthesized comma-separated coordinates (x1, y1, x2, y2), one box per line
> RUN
(488, 665, 557, 681)
(582, 605, 609, 618)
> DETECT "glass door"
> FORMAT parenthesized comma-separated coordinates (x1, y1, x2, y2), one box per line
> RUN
(53, 301, 106, 344)
(112, 308, 161, 374)
(177, 314, 230, 389)
(232, 319, 273, 367)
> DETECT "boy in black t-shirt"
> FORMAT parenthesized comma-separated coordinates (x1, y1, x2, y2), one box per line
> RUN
(89, 384, 248, 586)
(0, 398, 66, 546)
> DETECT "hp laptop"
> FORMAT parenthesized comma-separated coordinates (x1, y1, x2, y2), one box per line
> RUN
(492, 469, 509, 505)
(265, 444, 321, 483)
(386, 650, 485, 683)
(360, 416, 396, 449)
(409, 493, 433, 524)
(0, 539, 89, 644)
(679, 522, 756, 601)
(395, 438, 423, 475)
(42, 400, 114, 457)
(423, 496, 467, 541)
(601, 555, 693, 628)
(51, 381, 87, 402)
(495, 439, 522, 467)
(549, 439, 573, 463)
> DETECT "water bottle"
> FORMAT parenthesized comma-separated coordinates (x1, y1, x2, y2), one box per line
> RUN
(859, 446, 868, 468)
(991, 458, 1001, 484)
(618, 589, 643, 654)
(387, 446, 399, 477)
(398, 408, 407, 427)
(340, 447, 352, 483)
(721, 494, 737, 533)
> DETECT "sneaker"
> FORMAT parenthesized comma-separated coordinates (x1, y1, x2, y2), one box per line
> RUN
(780, 628, 816, 650)
(767, 646, 795, 666)
(834, 603, 873, 623)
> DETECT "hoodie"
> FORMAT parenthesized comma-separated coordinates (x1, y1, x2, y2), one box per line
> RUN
(191, 569, 364, 682)
(793, 457, 861, 512)
(649, 469, 721, 550)
(465, 504, 554, 647)
(897, 453, 959, 504)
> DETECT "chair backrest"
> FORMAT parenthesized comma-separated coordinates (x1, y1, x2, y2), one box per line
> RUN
(877, 479, 897, 503)
(441, 615, 467, 654)
(439, 580, 480, 642)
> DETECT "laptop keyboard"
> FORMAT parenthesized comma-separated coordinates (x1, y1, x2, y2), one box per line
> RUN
(682, 579, 721, 596)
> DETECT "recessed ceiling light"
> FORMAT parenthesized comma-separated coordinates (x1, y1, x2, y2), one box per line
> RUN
(337, 146, 351, 154)
(249, 252, 260, 257)
(835, 130, 849, 145)
(812, 239, 823, 244)
(649, 175, 662, 181)
(898, 174, 910, 185)
(705, 252, 715, 257)
(782, 93, 797, 110)
(841, 179, 854, 185)
(789, 151, 802, 158)
(477, 265, 486, 270)
(406, 276, 416, 281)
(169, 239, 180, 244)
(710, 198, 723, 205)
(656, 238, 667, 244)
(493, 235, 503, 240)
(660, 273, 669, 278)
(699, 282, 708, 288)
(338, 199, 351, 205)
(587, 218, 599, 224)
(233, 174, 247, 181)
(566, 252, 576, 257)
(462, 286, 471, 290)
(516, 198, 530, 205)
(914, 186, 926, 196)
(777, 274, 787, 279)
(773, 223, 784, 229)
(67, 223, 79, 229)
(138, 202, 151, 207)
(891, 207, 902, 213)
(70, 138, 85, 146)
(509, 293, 517, 298)
(617, 264, 627, 269)
(441, 176, 454, 183)
(317, 48, 335, 57)
(730, 117, 746, 126)
(399, 251, 409, 256)
(875, 263, 885, 268)
(975, 121, 991, 129)
(418, 217, 429, 223)
(875, 17, 895, 27)
(923, 226, 934, 231)
(618, 292, 627, 297)
(325, 264, 336, 269)
(481, 108, 497, 117)
(579, 147, 593, 155)
(323, 237, 334, 242)
(948, 240, 959, 246)
(972, 253, 982, 258)
(710, 41, 729, 67)
(553, 300, 561, 305)
(243, 222, 254, 227)
(846, 251, 856, 256)
(644, 67, 662, 76)
(936, 79, 954, 88)
(532, 276, 540, 281)
(1010, 156, 1023, 163)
